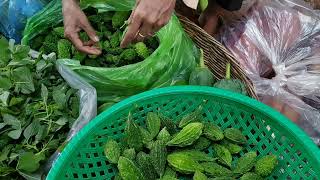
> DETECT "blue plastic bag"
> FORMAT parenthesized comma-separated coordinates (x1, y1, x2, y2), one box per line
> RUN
(0, 0, 49, 42)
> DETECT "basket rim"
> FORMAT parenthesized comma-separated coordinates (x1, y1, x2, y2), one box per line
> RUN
(47, 86, 320, 180)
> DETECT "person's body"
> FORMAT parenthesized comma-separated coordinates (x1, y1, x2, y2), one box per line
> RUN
(62, 0, 244, 55)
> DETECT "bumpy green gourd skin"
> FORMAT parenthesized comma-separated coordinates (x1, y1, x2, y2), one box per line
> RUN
(118, 157, 145, 180)
(167, 123, 204, 147)
(211, 177, 235, 180)
(157, 127, 171, 143)
(150, 140, 167, 177)
(112, 11, 130, 28)
(122, 148, 136, 160)
(221, 140, 243, 154)
(214, 79, 247, 95)
(233, 151, 257, 174)
(136, 152, 158, 180)
(193, 170, 208, 180)
(139, 126, 152, 144)
(135, 42, 150, 59)
(213, 144, 232, 167)
(240, 172, 263, 180)
(178, 107, 203, 128)
(53, 27, 64, 38)
(201, 162, 233, 177)
(160, 115, 177, 135)
(170, 150, 216, 162)
(57, 39, 72, 59)
(146, 112, 161, 139)
(73, 50, 86, 62)
(104, 139, 121, 164)
(203, 122, 224, 141)
(224, 128, 247, 145)
(193, 137, 211, 151)
(113, 175, 122, 180)
(255, 155, 278, 177)
(161, 176, 179, 180)
(120, 48, 137, 61)
(213, 63, 247, 95)
(125, 117, 144, 152)
(163, 167, 177, 178)
(167, 153, 204, 174)
(189, 49, 215, 86)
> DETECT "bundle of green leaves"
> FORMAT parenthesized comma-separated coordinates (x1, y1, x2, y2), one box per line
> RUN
(30, 10, 159, 68)
(0, 36, 79, 178)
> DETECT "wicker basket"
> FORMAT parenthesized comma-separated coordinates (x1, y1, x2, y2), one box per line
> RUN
(177, 14, 258, 99)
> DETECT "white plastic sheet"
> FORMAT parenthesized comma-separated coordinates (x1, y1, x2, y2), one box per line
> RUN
(220, 0, 320, 144)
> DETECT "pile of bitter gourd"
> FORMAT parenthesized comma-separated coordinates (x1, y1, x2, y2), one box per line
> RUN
(104, 107, 278, 180)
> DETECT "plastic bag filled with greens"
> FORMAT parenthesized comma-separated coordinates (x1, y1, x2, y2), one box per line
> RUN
(0, 36, 97, 179)
(22, 0, 199, 112)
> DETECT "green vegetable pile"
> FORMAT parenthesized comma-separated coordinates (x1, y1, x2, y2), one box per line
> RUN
(104, 107, 278, 180)
(0, 36, 79, 177)
(29, 9, 159, 68)
(189, 51, 247, 96)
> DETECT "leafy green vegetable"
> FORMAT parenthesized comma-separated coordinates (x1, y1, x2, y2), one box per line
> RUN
(0, 36, 79, 178)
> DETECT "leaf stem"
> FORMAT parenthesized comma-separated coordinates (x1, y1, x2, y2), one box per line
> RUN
(226, 63, 231, 80)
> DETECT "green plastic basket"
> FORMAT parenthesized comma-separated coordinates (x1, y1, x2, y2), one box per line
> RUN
(47, 86, 320, 180)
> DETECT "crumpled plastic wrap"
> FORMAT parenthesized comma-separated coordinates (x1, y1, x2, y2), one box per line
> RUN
(220, 0, 320, 145)
(0, 0, 49, 42)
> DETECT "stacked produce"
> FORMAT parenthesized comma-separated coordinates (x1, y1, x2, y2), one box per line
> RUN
(104, 108, 278, 180)
(0, 36, 79, 177)
(29, 9, 159, 67)
(189, 50, 247, 96)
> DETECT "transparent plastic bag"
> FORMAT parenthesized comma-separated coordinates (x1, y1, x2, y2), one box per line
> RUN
(220, 0, 320, 145)
(23, 51, 97, 179)
(0, 0, 49, 42)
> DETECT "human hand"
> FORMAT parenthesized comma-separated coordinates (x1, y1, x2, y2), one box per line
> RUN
(120, 0, 176, 48)
(62, 0, 101, 55)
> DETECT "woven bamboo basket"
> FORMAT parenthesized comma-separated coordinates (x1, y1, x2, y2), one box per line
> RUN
(177, 14, 258, 99)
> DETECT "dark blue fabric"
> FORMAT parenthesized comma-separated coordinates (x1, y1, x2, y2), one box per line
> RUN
(0, 0, 49, 42)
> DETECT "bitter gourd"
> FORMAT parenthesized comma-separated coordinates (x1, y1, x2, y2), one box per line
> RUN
(122, 148, 136, 160)
(117, 156, 145, 180)
(125, 114, 144, 151)
(201, 162, 233, 177)
(146, 112, 161, 139)
(178, 106, 203, 128)
(203, 122, 224, 141)
(104, 139, 121, 164)
(213, 144, 232, 167)
(167, 152, 204, 174)
(255, 155, 278, 177)
(167, 123, 204, 147)
(240, 172, 263, 180)
(157, 127, 171, 143)
(193, 137, 211, 151)
(150, 140, 167, 177)
(233, 151, 257, 174)
(224, 128, 247, 145)
(193, 170, 208, 180)
(136, 152, 158, 180)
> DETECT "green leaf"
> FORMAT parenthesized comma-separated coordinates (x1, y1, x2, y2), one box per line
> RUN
(9, 97, 24, 106)
(8, 129, 22, 139)
(7, 57, 34, 66)
(52, 86, 67, 109)
(0, 77, 12, 90)
(0, 166, 15, 177)
(3, 114, 20, 129)
(17, 152, 41, 173)
(55, 117, 68, 126)
(41, 84, 48, 105)
(0, 91, 10, 106)
(11, 45, 30, 61)
(12, 67, 35, 94)
(0, 146, 11, 162)
(35, 125, 47, 144)
(23, 121, 40, 140)
(0, 123, 6, 130)
(0, 36, 10, 67)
